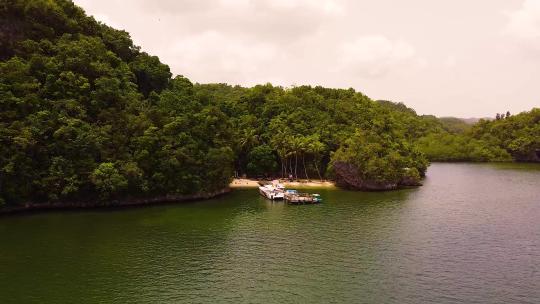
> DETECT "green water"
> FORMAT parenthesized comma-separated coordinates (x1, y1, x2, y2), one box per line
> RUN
(1, 163, 539, 303)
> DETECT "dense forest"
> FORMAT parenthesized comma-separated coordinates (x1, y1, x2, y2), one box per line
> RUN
(417, 110, 540, 162)
(1, 0, 539, 208)
(0, 0, 235, 207)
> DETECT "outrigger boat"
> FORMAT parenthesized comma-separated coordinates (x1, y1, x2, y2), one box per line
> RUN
(284, 189, 322, 204)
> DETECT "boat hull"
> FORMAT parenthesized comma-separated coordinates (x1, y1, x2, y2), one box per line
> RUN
(259, 186, 284, 200)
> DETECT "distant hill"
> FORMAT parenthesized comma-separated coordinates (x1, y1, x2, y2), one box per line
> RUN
(436, 117, 494, 133)
(458, 117, 492, 124)
(437, 117, 471, 133)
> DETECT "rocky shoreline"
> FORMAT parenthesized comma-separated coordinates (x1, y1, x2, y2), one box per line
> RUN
(332, 161, 423, 191)
(0, 188, 231, 215)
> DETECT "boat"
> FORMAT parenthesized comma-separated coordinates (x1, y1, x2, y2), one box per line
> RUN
(258, 182, 322, 204)
(284, 189, 320, 204)
(258, 184, 284, 200)
(311, 193, 323, 203)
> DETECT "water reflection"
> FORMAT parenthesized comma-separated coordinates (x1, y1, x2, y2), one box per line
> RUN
(0, 163, 539, 303)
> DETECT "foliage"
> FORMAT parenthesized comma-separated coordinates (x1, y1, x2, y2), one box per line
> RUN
(0, 0, 233, 206)
(246, 145, 278, 177)
(416, 109, 539, 162)
(416, 133, 511, 162)
(329, 130, 428, 186)
(91, 162, 128, 199)
(437, 117, 473, 133)
(197, 84, 437, 182)
(470, 109, 540, 161)
(2, 0, 537, 207)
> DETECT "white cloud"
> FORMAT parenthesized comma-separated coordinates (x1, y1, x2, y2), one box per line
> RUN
(122, 0, 344, 44)
(166, 31, 280, 84)
(262, 0, 344, 15)
(91, 13, 122, 29)
(444, 55, 457, 68)
(95, 0, 413, 84)
(164, 31, 424, 85)
(338, 36, 424, 77)
(504, 0, 540, 46)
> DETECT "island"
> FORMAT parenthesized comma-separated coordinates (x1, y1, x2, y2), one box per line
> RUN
(0, 0, 538, 211)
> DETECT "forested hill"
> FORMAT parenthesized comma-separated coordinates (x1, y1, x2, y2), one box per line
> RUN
(196, 85, 431, 189)
(470, 110, 540, 162)
(0, 0, 234, 206)
(416, 110, 540, 162)
(0, 1, 538, 208)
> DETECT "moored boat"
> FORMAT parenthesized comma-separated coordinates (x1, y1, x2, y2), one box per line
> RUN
(284, 189, 321, 204)
(258, 184, 284, 200)
(258, 183, 322, 204)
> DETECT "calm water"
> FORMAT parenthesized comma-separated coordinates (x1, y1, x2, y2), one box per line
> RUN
(1, 163, 539, 303)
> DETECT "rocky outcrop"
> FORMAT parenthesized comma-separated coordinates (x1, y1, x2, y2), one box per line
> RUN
(332, 161, 422, 191)
(0, 188, 231, 215)
(515, 149, 540, 162)
(332, 161, 398, 191)
(399, 175, 423, 187)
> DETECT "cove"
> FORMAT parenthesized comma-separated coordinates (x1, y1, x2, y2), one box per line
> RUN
(0, 163, 539, 303)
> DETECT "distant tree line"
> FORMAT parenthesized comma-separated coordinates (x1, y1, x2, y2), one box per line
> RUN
(416, 109, 539, 162)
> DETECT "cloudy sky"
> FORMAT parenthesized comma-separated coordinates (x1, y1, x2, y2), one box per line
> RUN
(74, 0, 540, 117)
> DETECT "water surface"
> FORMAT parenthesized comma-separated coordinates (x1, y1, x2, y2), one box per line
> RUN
(1, 163, 539, 303)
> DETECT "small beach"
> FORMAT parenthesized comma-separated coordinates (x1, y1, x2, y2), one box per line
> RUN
(229, 178, 336, 188)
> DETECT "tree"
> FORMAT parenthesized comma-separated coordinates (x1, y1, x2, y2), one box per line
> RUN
(246, 145, 278, 177)
(10, 0, 540, 208)
(307, 135, 325, 180)
(330, 129, 428, 189)
(0, 0, 236, 207)
(299, 136, 310, 180)
(129, 52, 172, 97)
(91, 163, 128, 199)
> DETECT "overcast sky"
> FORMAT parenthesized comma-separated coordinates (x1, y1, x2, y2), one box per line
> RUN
(74, 0, 540, 117)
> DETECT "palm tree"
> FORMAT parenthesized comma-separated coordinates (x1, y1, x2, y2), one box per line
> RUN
(299, 136, 310, 180)
(239, 128, 260, 150)
(270, 131, 290, 179)
(308, 136, 325, 181)
(290, 137, 302, 180)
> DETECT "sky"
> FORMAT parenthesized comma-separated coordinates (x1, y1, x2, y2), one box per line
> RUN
(73, 0, 540, 117)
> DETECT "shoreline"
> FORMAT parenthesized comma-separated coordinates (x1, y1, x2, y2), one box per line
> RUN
(0, 188, 231, 215)
(230, 178, 336, 189)
(2, 179, 337, 215)
(0, 179, 335, 215)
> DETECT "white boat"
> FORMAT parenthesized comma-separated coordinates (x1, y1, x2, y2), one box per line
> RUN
(258, 184, 284, 200)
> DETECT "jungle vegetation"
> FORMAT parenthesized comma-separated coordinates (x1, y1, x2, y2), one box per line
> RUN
(416, 110, 540, 162)
(0, 0, 538, 206)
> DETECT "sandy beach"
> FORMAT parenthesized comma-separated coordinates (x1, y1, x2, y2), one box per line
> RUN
(229, 178, 336, 189)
